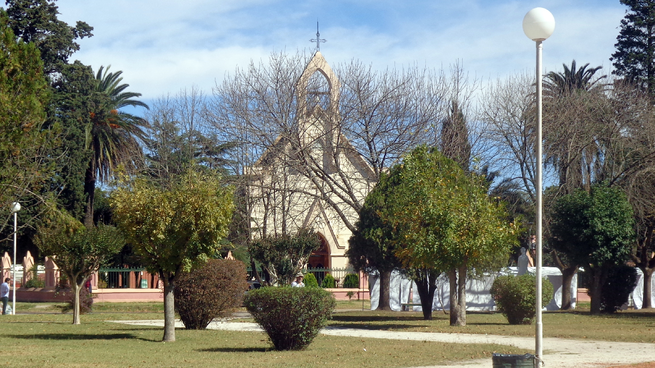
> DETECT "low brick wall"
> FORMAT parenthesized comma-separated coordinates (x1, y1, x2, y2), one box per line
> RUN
(17, 287, 369, 303)
(16, 288, 69, 302)
(324, 288, 370, 301)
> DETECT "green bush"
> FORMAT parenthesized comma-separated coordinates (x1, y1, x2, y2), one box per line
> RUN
(490, 273, 554, 325)
(244, 287, 336, 350)
(304, 273, 319, 288)
(24, 266, 45, 288)
(321, 273, 336, 288)
(343, 273, 359, 288)
(601, 266, 638, 313)
(174, 259, 249, 329)
(24, 277, 45, 289)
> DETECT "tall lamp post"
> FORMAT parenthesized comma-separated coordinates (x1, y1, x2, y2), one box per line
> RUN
(523, 8, 555, 366)
(10, 202, 20, 315)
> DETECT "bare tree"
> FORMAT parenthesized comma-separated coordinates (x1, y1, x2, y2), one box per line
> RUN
(207, 52, 451, 310)
(207, 52, 448, 233)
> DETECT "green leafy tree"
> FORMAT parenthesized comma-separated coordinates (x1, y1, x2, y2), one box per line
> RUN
(110, 169, 233, 342)
(3, 1, 96, 225)
(249, 228, 321, 286)
(143, 93, 235, 186)
(347, 185, 403, 311)
(4, 0, 93, 76)
(550, 185, 635, 314)
(34, 206, 123, 324)
(385, 146, 518, 326)
(0, 11, 53, 237)
(46, 61, 95, 220)
(611, 0, 655, 98)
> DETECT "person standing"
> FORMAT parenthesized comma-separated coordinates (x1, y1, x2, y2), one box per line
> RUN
(1, 278, 10, 315)
(291, 273, 305, 287)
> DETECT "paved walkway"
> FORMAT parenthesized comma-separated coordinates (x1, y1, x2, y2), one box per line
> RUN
(111, 320, 655, 367)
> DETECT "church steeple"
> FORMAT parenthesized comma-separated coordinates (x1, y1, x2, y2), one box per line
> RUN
(310, 21, 326, 51)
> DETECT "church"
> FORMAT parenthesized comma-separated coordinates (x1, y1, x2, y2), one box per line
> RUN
(248, 51, 376, 269)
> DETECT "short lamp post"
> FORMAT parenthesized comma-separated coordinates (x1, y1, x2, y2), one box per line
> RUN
(10, 202, 20, 315)
(523, 7, 555, 366)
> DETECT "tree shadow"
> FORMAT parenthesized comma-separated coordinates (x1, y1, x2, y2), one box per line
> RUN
(198, 347, 270, 353)
(331, 315, 427, 322)
(328, 323, 430, 330)
(9, 333, 136, 340)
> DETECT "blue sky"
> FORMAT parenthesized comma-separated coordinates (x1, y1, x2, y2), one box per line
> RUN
(53, 0, 626, 102)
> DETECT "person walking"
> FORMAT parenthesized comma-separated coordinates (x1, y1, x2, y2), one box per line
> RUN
(1, 278, 10, 315)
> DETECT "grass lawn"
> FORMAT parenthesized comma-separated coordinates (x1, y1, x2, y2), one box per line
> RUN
(328, 306, 655, 343)
(0, 310, 522, 368)
(4, 301, 655, 367)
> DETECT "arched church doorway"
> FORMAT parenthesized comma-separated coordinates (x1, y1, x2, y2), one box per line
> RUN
(309, 233, 330, 269)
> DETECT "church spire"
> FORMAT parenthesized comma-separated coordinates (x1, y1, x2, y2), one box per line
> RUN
(310, 21, 326, 51)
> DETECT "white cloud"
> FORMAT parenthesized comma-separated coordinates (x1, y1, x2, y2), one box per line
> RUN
(50, 0, 626, 101)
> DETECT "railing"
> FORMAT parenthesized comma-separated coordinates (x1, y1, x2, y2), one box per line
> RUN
(247, 267, 357, 287)
(98, 268, 159, 289)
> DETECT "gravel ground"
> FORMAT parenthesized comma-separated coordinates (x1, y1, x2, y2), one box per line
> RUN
(112, 320, 655, 368)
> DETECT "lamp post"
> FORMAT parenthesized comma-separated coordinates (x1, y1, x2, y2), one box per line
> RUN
(523, 7, 554, 367)
(10, 202, 20, 315)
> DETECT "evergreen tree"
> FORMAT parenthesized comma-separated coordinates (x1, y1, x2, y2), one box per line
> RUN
(440, 100, 470, 171)
(0, 11, 53, 239)
(611, 0, 655, 98)
(4, 0, 93, 77)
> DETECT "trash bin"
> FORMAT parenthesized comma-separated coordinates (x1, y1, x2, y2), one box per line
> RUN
(492, 353, 535, 368)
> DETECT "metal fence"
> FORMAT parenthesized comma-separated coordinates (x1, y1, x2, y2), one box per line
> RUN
(247, 267, 356, 287)
(98, 268, 152, 289)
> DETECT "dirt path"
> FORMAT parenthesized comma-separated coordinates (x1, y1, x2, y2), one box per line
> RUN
(112, 320, 655, 367)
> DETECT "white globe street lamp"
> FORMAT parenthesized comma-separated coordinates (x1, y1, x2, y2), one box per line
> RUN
(523, 7, 554, 367)
(10, 202, 20, 315)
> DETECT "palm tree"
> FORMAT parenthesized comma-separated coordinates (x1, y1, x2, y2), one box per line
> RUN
(84, 66, 149, 227)
(544, 60, 606, 96)
(542, 61, 608, 310)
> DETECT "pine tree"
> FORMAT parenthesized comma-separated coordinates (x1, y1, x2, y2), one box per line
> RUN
(611, 0, 655, 98)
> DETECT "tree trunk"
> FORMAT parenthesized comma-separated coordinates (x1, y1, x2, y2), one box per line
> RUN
(588, 267, 606, 315)
(250, 259, 263, 286)
(448, 266, 467, 326)
(377, 269, 392, 311)
(560, 266, 577, 310)
(642, 267, 654, 309)
(72, 283, 81, 325)
(414, 270, 438, 320)
(162, 274, 176, 342)
(84, 166, 96, 228)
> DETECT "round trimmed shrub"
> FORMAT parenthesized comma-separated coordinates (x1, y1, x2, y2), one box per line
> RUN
(321, 273, 336, 288)
(175, 259, 249, 329)
(601, 266, 638, 313)
(343, 273, 359, 288)
(490, 273, 554, 325)
(304, 273, 319, 288)
(244, 287, 336, 350)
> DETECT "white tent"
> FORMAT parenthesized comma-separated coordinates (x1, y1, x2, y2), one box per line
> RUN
(369, 267, 578, 311)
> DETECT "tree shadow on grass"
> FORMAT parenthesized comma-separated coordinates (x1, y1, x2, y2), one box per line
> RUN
(328, 323, 430, 330)
(8, 333, 136, 340)
(197, 347, 270, 353)
(331, 314, 427, 322)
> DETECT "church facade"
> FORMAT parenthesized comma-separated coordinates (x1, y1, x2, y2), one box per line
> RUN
(249, 51, 376, 269)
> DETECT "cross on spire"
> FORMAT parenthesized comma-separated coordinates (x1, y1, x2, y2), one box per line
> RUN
(310, 21, 326, 51)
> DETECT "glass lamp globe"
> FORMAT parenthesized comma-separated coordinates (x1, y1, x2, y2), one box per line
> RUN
(523, 7, 555, 41)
